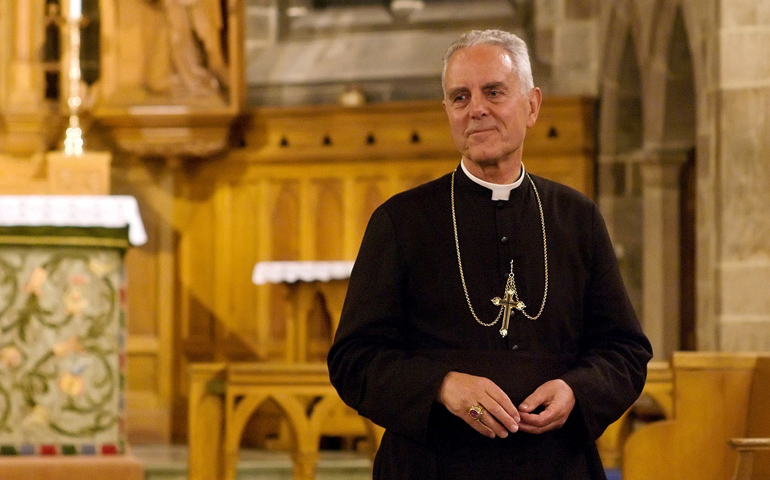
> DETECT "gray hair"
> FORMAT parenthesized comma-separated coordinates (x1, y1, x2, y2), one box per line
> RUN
(441, 29, 535, 95)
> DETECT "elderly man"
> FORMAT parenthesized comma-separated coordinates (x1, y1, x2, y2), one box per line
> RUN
(328, 29, 652, 479)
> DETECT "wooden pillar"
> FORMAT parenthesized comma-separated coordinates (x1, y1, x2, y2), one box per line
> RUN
(9, 0, 44, 108)
(187, 363, 226, 480)
(292, 451, 320, 480)
(4, 0, 60, 154)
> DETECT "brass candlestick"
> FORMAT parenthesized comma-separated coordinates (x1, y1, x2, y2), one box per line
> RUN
(47, 1, 111, 196)
(63, 12, 83, 156)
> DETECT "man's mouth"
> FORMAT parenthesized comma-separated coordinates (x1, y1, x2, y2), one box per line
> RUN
(468, 128, 495, 136)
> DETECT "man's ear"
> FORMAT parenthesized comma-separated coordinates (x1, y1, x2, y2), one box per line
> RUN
(527, 87, 542, 127)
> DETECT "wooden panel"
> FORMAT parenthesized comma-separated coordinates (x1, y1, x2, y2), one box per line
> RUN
(314, 179, 344, 261)
(111, 161, 176, 444)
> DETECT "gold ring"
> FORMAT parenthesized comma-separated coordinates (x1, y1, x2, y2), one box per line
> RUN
(468, 404, 484, 420)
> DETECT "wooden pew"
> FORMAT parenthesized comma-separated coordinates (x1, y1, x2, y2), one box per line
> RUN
(623, 352, 770, 480)
(729, 438, 770, 480)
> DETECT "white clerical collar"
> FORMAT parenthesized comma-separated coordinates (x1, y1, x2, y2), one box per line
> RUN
(460, 160, 526, 201)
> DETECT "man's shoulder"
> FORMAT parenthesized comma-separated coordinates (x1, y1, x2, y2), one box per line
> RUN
(382, 171, 453, 210)
(529, 173, 595, 208)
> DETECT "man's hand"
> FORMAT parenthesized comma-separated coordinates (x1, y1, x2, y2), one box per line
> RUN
(517, 379, 575, 434)
(436, 371, 520, 439)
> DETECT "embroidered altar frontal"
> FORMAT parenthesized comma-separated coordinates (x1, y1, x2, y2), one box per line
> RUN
(0, 226, 129, 455)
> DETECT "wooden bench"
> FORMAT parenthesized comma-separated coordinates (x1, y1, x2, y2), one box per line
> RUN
(623, 352, 770, 480)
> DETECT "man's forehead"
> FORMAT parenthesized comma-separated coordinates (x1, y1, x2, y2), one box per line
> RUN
(446, 46, 514, 77)
(448, 44, 513, 66)
(444, 46, 517, 89)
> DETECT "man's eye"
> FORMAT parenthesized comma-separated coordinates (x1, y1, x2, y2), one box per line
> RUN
(454, 94, 467, 102)
(489, 90, 500, 97)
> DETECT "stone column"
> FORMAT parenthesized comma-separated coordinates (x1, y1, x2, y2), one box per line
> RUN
(713, 0, 770, 352)
(641, 151, 688, 360)
(716, 87, 770, 351)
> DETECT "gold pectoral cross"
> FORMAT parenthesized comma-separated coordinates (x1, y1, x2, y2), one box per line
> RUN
(491, 288, 525, 337)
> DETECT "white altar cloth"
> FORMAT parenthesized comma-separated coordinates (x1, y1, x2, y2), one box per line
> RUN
(252, 261, 355, 285)
(0, 195, 147, 246)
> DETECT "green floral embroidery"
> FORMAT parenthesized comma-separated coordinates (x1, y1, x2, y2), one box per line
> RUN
(0, 246, 124, 449)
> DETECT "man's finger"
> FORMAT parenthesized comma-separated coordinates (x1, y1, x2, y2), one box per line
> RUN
(479, 400, 519, 433)
(467, 405, 509, 438)
(485, 386, 522, 424)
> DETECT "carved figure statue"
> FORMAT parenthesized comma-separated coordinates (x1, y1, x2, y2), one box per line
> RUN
(145, 0, 229, 97)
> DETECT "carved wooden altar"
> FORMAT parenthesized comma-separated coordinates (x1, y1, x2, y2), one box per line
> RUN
(252, 261, 354, 362)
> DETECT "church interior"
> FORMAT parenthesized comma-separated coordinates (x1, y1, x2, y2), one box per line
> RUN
(0, 0, 769, 479)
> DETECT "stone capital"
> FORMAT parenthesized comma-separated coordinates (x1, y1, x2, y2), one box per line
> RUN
(640, 148, 690, 189)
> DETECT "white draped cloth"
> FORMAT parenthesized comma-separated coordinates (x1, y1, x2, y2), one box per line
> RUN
(0, 195, 148, 246)
(252, 261, 355, 285)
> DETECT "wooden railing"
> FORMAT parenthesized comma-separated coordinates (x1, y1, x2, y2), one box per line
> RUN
(188, 362, 383, 480)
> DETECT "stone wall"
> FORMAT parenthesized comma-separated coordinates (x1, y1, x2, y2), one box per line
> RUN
(716, 0, 770, 350)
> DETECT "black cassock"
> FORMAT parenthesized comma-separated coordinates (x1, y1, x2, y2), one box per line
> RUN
(328, 166, 652, 479)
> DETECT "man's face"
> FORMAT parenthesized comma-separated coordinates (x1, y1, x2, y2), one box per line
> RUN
(442, 44, 541, 171)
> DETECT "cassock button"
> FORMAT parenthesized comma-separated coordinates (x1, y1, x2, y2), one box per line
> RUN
(500, 236, 509, 244)
(496, 201, 505, 210)
(511, 345, 519, 350)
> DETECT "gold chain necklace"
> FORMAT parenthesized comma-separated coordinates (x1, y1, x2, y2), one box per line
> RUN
(451, 170, 549, 337)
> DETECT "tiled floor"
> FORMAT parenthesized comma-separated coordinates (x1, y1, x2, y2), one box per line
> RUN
(606, 468, 622, 480)
(132, 444, 372, 480)
(133, 444, 623, 480)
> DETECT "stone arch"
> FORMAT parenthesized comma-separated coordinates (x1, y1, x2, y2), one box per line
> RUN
(598, 0, 646, 87)
(660, 9, 695, 149)
(645, 0, 696, 149)
(597, 0, 647, 322)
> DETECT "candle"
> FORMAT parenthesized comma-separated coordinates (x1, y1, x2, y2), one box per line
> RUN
(70, 0, 82, 19)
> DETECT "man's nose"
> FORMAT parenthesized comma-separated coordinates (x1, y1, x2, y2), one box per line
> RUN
(469, 96, 488, 118)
